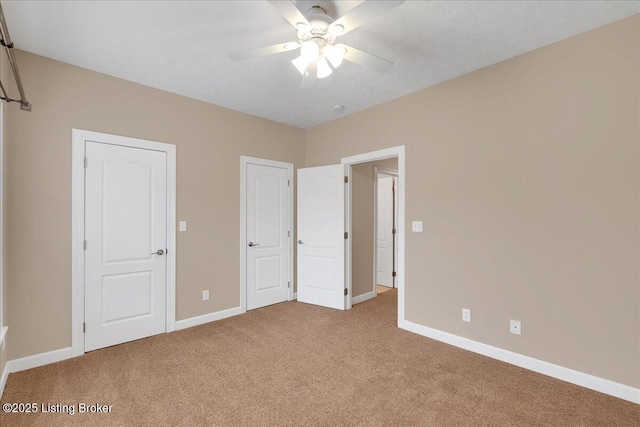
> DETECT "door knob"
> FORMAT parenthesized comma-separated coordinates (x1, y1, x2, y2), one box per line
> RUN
(297, 240, 304, 244)
(248, 242, 259, 247)
(151, 249, 164, 255)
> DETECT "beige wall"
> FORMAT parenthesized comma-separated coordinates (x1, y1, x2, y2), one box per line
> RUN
(352, 158, 398, 298)
(4, 50, 305, 360)
(352, 163, 375, 298)
(306, 16, 640, 387)
(0, 51, 9, 377)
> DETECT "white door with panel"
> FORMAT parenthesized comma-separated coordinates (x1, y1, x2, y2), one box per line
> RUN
(377, 175, 394, 287)
(246, 163, 290, 310)
(84, 141, 167, 352)
(297, 165, 345, 310)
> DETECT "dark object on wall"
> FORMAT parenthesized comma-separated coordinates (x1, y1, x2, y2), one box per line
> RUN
(0, 1, 31, 111)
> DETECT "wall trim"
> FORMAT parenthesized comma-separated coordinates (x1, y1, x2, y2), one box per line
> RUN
(6, 347, 74, 374)
(71, 129, 177, 358)
(352, 290, 376, 305)
(0, 360, 8, 399)
(0, 347, 75, 399)
(401, 320, 640, 404)
(293, 292, 297, 300)
(175, 306, 243, 330)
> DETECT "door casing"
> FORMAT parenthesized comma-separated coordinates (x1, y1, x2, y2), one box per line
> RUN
(71, 129, 177, 357)
(342, 146, 405, 325)
(240, 156, 294, 313)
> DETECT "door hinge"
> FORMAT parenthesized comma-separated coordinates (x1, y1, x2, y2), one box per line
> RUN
(288, 230, 290, 237)
(83, 240, 87, 250)
(344, 231, 348, 239)
(83, 322, 86, 333)
(344, 288, 349, 296)
(288, 281, 291, 288)
(344, 176, 348, 184)
(84, 157, 88, 168)
(392, 228, 397, 234)
(392, 271, 397, 277)
(288, 179, 290, 187)
(165, 248, 168, 254)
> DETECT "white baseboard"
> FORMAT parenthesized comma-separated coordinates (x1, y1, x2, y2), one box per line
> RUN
(7, 347, 74, 374)
(0, 361, 9, 399)
(1, 346, 74, 399)
(352, 290, 376, 305)
(401, 320, 640, 404)
(175, 306, 243, 330)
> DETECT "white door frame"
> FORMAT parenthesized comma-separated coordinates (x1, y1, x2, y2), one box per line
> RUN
(71, 129, 177, 357)
(374, 166, 398, 297)
(342, 146, 405, 326)
(240, 156, 294, 313)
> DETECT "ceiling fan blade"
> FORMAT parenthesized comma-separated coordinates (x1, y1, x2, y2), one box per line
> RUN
(301, 62, 317, 89)
(330, 1, 405, 36)
(268, 1, 310, 30)
(341, 44, 394, 74)
(229, 42, 299, 62)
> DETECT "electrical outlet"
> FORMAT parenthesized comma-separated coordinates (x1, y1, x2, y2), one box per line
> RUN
(202, 290, 209, 301)
(510, 319, 521, 335)
(412, 221, 423, 232)
(179, 221, 187, 232)
(462, 308, 471, 323)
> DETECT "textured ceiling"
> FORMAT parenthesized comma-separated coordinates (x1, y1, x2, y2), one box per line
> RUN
(3, 1, 639, 129)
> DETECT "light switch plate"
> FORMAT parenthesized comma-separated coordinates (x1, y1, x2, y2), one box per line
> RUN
(179, 221, 187, 232)
(202, 290, 209, 301)
(412, 221, 423, 232)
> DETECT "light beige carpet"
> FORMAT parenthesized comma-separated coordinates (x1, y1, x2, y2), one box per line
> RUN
(1, 289, 639, 426)
(377, 285, 393, 294)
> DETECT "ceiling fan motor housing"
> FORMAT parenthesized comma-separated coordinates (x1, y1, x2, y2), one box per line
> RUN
(297, 5, 336, 44)
(307, 6, 333, 30)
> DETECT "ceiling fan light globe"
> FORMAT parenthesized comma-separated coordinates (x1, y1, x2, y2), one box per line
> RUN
(322, 44, 345, 68)
(300, 41, 319, 62)
(317, 57, 333, 79)
(291, 55, 309, 75)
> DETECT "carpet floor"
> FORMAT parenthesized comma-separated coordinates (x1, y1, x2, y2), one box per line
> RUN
(1, 289, 639, 426)
(376, 285, 393, 294)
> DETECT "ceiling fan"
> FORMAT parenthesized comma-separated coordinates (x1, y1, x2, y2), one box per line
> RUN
(229, 1, 405, 85)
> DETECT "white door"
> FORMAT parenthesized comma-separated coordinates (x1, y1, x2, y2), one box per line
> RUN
(85, 141, 167, 352)
(246, 163, 290, 310)
(377, 175, 394, 287)
(297, 165, 345, 310)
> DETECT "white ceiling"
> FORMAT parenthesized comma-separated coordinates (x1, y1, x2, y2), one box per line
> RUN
(3, 1, 639, 129)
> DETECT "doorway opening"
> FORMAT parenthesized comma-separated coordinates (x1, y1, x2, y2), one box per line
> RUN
(348, 158, 398, 305)
(342, 146, 405, 326)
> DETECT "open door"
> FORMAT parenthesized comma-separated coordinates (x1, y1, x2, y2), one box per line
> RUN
(376, 174, 394, 288)
(297, 165, 345, 310)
